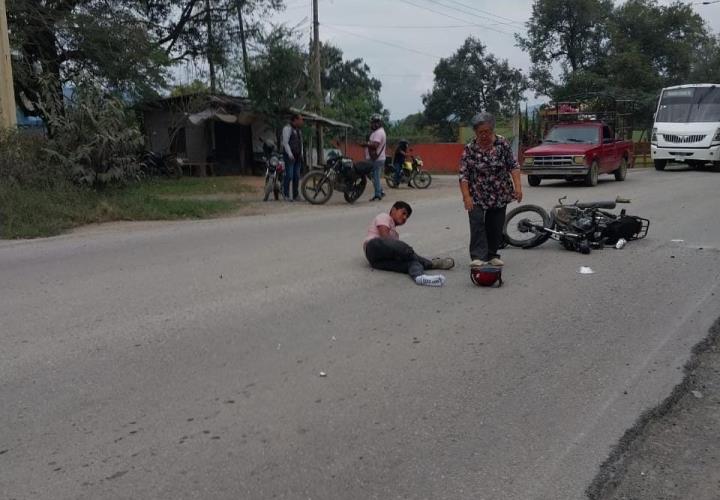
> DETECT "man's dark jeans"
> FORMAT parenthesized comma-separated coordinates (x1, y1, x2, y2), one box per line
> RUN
(283, 154, 302, 200)
(468, 205, 507, 261)
(365, 238, 432, 279)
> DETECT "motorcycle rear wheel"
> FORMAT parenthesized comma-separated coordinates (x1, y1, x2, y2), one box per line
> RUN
(384, 175, 399, 189)
(412, 171, 432, 189)
(343, 176, 367, 203)
(503, 204, 552, 248)
(301, 171, 333, 204)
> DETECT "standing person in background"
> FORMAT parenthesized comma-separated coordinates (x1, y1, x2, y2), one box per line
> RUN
(281, 113, 304, 201)
(393, 139, 413, 188)
(361, 113, 387, 201)
(459, 111, 523, 268)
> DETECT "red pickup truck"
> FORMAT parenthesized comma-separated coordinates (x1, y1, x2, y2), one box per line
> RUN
(521, 122, 633, 186)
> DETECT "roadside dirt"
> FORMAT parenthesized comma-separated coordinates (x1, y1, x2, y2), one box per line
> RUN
(59, 175, 461, 238)
(200, 173, 460, 217)
(587, 318, 720, 499)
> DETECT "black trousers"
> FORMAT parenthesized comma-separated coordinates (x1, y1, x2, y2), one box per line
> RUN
(468, 205, 506, 261)
(364, 238, 432, 279)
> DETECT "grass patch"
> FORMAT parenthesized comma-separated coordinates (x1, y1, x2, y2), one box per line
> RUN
(0, 177, 258, 239)
(135, 176, 257, 197)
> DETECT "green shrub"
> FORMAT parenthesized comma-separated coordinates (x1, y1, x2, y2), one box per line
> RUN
(39, 82, 144, 187)
(0, 129, 66, 188)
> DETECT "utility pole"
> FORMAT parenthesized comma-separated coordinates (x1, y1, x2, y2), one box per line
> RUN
(312, 0, 323, 165)
(0, 0, 17, 129)
(235, 0, 249, 89)
(205, 0, 216, 92)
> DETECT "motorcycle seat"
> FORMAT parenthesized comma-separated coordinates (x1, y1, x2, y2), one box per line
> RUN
(575, 201, 616, 210)
(353, 160, 374, 176)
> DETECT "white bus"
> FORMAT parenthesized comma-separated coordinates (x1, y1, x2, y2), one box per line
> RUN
(651, 84, 720, 170)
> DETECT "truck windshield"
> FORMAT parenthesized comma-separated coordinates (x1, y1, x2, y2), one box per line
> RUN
(544, 126, 598, 144)
(656, 86, 720, 123)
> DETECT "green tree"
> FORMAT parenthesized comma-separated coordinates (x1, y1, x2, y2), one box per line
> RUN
(516, 0, 612, 94)
(9, 0, 170, 112)
(170, 80, 211, 97)
(320, 43, 388, 137)
(690, 35, 720, 83)
(607, 0, 707, 88)
(245, 29, 309, 131)
(423, 37, 528, 141)
(386, 113, 440, 143)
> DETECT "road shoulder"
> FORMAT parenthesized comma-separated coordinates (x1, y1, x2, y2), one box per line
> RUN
(588, 317, 720, 499)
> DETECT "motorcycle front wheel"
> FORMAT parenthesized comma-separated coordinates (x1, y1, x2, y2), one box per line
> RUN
(412, 171, 432, 189)
(263, 172, 275, 201)
(503, 204, 552, 248)
(344, 176, 367, 203)
(301, 171, 333, 204)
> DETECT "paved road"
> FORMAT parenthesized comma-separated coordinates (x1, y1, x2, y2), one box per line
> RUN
(1, 168, 719, 500)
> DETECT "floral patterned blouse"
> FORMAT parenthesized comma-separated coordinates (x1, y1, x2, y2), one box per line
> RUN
(459, 135, 519, 209)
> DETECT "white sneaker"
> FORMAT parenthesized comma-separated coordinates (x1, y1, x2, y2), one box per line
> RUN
(489, 258, 504, 266)
(415, 274, 446, 287)
(470, 259, 486, 268)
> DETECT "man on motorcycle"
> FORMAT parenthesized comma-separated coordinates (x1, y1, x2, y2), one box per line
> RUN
(363, 201, 455, 286)
(393, 139, 413, 188)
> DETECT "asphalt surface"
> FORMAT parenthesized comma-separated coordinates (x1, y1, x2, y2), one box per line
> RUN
(1, 167, 719, 499)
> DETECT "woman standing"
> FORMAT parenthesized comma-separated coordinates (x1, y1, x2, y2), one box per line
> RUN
(459, 112, 523, 267)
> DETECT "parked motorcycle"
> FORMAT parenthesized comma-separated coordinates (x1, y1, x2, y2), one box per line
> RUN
(503, 195, 649, 254)
(260, 141, 285, 201)
(383, 155, 432, 189)
(300, 156, 373, 204)
(139, 151, 182, 179)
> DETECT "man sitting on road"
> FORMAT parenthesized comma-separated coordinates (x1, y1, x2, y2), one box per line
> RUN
(364, 201, 455, 287)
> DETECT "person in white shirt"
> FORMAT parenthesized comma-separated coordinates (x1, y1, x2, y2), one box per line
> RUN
(361, 113, 387, 201)
(281, 113, 304, 201)
(363, 201, 455, 286)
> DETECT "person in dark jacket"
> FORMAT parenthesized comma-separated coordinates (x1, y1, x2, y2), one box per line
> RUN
(281, 113, 304, 201)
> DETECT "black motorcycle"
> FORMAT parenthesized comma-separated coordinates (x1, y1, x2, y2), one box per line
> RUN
(300, 156, 372, 204)
(260, 142, 285, 201)
(503, 196, 649, 254)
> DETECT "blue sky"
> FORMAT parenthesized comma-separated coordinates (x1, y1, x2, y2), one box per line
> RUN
(272, 0, 720, 121)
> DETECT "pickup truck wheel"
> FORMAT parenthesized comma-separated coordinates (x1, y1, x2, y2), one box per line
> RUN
(654, 159, 667, 171)
(584, 161, 599, 187)
(614, 157, 627, 181)
(528, 175, 541, 187)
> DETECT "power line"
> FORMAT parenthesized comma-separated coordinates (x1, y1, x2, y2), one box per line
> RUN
(434, 0, 526, 26)
(398, 0, 517, 36)
(423, 0, 524, 28)
(327, 22, 479, 29)
(323, 24, 444, 59)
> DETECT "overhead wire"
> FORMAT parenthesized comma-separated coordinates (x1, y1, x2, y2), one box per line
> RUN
(326, 22, 479, 29)
(397, 0, 517, 36)
(431, 0, 526, 26)
(423, 0, 523, 28)
(323, 24, 444, 59)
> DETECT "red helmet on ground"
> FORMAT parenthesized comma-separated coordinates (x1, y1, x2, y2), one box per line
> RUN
(470, 266, 503, 287)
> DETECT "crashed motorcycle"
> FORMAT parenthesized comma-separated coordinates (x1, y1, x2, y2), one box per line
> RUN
(383, 156, 432, 189)
(260, 142, 285, 201)
(300, 156, 372, 204)
(503, 196, 649, 254)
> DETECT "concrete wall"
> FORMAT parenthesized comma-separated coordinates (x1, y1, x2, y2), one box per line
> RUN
(143, 110, 207, 162)
(339, 142, 466, 174)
